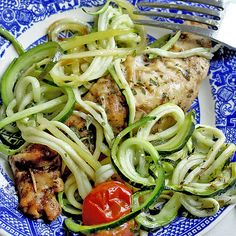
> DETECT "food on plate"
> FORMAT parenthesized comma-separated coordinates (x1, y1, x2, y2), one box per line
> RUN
(82, 181, 132, 225)
(124, 31, 211, 116)
(0, 0, 235, 235)
(84, 76, 128, 134)
(9, 144, 64, 220)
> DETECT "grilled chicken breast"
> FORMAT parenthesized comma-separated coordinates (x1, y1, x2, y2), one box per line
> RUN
(124, 32, 211, 118)
(9, 144, 64, 221)
(84, 75, 128, 134)
(65, 114, 96, 153)
(83, 32, 211, 132)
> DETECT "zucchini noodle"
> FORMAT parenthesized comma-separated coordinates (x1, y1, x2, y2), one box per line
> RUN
(172, 153, 205, 185)
(58, 192, 82, 215)
(73, 88, 114, 146)
(135, 193, 182, 229)
(60, 48, 133, 60)
(20, 125, 95, 177)
(0, 26, 24, 55)
(48, 18, 91, 42)
(20, 127, 93, 199)
(184, 126, 226, 184)
(40, 117, 100, 169)
(149, 31, 181, 59)
(0, 95, 67, 130)
(0, 105, 18, 133)
(60, 29, 134, 51)
(73, 110, 104, 160)
(137, 103, 185, 141)
(15, 76, 41, 104)
(0, 0, 235, 235)
(50, 3, 140, 87)
(82, 0, 111, 15)
(0, 142, 26, 156)
(180, 195, 220, 217)
(144, 47, 214, 59)
(214, 187, 236, 206)
(95, 163, 115, 185)
(118, 137, 160, 186)
(161, 31, 181, 51)
(64, 174, 82, 209)
(50, 7, 117, 87)
(109, 59, 136, 126)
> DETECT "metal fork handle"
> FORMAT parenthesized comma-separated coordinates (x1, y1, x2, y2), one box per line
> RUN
(134, 19, 215, 39)
(137, 2, 221, 17)
(174, 0, 223, 8)
(133, 10, 219, 28)
(134, 0, 236, 50)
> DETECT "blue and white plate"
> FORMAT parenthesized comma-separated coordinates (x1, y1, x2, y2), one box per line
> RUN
(0, 0, 236, 236)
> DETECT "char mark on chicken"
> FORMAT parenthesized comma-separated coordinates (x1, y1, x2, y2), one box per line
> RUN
(9, 144, 64, 221)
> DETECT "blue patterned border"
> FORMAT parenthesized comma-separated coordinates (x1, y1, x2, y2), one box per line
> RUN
(0, 0, 235, 235)
(209, 48, 236, 161)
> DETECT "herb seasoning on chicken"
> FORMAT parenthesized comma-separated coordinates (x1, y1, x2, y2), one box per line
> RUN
(9, 144, 64, 221)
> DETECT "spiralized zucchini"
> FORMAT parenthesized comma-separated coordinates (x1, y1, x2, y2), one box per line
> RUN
(0, 0, 235, 235)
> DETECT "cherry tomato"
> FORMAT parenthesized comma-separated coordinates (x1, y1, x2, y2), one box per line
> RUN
(82, 181, 132, 225)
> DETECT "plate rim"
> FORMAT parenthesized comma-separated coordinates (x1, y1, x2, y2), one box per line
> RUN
(0, 1, 235, 236)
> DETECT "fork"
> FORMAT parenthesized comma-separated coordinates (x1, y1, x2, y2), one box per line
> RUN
(133, 0, 236, 50)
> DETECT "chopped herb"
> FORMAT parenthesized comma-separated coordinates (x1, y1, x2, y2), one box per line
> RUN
(183, 69, 190, 81)
(212, 135, 218, 142)
(131, 88, 137, 96)
(150, 78, 158, 86)
(141, 87, 146, 95)
(137, 81, 144, 86)
(187, 93, 192, 98)
(162, 92, 167, 99)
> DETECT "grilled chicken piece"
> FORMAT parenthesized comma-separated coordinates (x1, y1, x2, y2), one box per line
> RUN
(65, 114, 89, 138)
(83, 75, 128, 134)
(124, 31, 211, 118)
(83, 31, 210, 133)
(9, 144, 64, 221)
(65, 114, 95, 153)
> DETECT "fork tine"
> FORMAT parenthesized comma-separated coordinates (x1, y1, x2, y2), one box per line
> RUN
(137, 2, 221, 18)
(133, 10, 219, 28)
(178, 0, 223, 8)
(133, 20, 215, 39)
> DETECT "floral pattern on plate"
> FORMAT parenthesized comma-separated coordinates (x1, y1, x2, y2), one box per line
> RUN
(0, 0, 235, 235)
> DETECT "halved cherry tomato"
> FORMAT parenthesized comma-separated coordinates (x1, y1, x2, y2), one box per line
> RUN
(82, 181, 132, 225)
